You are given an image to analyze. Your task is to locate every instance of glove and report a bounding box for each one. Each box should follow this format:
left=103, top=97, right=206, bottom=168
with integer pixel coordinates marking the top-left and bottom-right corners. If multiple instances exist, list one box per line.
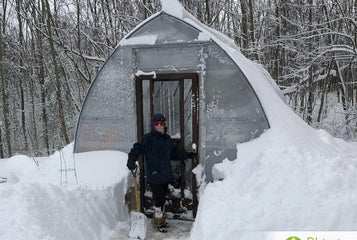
left=183, top=152, right=195, bottom=160
left=126, top=157, right=137, bottom=170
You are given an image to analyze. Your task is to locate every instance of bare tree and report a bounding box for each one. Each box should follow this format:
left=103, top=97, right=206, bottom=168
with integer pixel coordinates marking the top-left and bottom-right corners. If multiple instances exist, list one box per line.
left=43, top=0, right=70, bottom=145
left=0, top=0, right=12, bottom=156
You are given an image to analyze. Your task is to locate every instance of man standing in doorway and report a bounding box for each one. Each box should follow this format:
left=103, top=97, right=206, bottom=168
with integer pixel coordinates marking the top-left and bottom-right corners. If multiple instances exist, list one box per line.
left=127, top=113, right=194, bottom=232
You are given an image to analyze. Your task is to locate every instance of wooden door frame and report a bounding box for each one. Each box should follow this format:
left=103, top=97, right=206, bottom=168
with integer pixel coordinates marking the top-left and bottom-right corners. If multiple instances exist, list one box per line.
left=135, top=73, right=200, bottom=217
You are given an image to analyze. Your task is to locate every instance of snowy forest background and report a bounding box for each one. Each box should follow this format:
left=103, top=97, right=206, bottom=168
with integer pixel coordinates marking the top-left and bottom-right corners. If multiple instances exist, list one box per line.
left=0, top=0, right=356, bottom=158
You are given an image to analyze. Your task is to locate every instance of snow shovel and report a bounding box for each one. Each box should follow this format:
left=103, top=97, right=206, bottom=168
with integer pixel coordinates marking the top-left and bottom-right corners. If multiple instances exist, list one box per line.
left=129, top=168, right=147, bottom=239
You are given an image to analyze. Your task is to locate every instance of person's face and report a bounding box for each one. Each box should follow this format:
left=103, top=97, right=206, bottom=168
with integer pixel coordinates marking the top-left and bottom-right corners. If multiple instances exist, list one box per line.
left=154, top=121, right=165, bottom=132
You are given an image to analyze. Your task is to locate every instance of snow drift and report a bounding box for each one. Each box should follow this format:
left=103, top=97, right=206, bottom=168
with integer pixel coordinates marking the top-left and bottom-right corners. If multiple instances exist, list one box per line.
left=0, top=143, right=130, bottom=240
left=190, top=128, right=357, bottom=240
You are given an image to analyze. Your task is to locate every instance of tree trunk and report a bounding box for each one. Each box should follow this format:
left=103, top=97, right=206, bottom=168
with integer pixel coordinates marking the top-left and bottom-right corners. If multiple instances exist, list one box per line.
left=33, top=2, right=50, bottom=155
left=29, top=66, right=39, bottom=155
left=335, top=59, right=350, bottom=138
left=317, top=59, right=334, bottom=123
left=0, top=126, right=3, bottom=158
left=240, top=0, right=249, bottom=52
left=273, top=0, right=280, bottom=81
left=306, top=68, right=314, bottom=124
left=43, top=0, right=70, bottom=145
left=306, top=0, right=314, bottom=125
left=16, top=0, right=29, bottom=153
left=76, top=0, right=92, bottom=83
left=0, top=1, right=12, bottom=157
left=248, top=0, right=257, bottom=59
left=205, top=0, right=211, bottom=24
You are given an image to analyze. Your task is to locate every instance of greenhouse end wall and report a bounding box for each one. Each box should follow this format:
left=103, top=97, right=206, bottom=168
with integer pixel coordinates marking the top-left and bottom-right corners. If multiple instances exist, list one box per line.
left=73, top=13, right=269, bottom=181
left=203, top=42, right=269, bottom=181
left=74, top=47, right=137, bottom=154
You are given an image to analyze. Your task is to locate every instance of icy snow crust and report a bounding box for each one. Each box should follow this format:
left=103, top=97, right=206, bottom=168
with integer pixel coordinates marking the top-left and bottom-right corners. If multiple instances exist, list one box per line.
left=157, top=0, right=357, bottom=239
left=0, top=143, right=130, bottom=240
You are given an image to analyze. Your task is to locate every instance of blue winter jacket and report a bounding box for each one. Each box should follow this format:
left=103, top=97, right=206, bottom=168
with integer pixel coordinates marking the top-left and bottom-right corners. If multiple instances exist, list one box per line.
left=128, top=114, right=184, bottom=184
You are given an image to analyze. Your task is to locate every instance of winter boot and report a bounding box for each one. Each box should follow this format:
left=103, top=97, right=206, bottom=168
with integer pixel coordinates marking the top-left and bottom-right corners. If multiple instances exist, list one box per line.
left=157, top=212, right=167, bottom=232
left=152, top=206, right=167, bottom=232
left=151, top=206, right=162, bottom=228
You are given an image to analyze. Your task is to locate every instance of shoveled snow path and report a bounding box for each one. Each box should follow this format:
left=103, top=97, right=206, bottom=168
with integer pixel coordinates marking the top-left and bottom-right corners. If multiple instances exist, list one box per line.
left=115, top=219, right=192, bottom=240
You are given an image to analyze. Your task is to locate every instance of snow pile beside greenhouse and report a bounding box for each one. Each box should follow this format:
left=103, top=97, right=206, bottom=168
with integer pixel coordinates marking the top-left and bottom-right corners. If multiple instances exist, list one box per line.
left=187, top=12, right=357, bottom=237
left=190, top=127, right=357, bottom=240
left=0, top=143, right=130, bottom=240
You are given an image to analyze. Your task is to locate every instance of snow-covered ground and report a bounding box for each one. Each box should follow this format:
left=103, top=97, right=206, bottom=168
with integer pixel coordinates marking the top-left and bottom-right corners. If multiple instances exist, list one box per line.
left=0, top=144, right=131, bottom=240
left=117, top=219, right=192, bottom=240
left=0, top=143, right=193, bottom=240
left=0, top=142, right=194, bottom=240
left=2, top=128, right=356, bottom=240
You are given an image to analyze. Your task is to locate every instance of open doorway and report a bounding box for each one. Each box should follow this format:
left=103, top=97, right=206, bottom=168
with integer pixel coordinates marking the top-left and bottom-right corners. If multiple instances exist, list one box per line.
left=135, top=73, right=199, bottom=219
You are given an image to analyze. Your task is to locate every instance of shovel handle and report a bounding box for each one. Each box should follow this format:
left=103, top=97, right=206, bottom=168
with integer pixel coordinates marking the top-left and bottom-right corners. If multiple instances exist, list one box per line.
left=131, top=168, right=141, bottom=213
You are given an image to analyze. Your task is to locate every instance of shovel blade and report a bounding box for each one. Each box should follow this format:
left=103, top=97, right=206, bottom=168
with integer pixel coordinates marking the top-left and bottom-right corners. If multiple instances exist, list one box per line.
left=129, top=211, right=147, bottom=239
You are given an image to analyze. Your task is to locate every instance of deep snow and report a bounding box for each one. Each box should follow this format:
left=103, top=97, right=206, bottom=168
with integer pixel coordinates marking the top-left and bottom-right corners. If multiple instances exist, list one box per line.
left=190, top=128, right=357, bottom=240
left=0, top=143, right=192, bottom=240
left=0, top=143, right=130, bottom=240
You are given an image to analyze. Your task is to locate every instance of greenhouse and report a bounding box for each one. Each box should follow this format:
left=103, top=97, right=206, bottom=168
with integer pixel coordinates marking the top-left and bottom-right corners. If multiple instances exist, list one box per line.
left=73, top=6, right=271, bottom=218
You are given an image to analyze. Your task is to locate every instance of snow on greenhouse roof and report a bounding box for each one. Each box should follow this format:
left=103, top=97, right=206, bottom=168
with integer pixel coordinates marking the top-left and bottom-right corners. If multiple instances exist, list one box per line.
left=120, top=34, right=158, bottom=46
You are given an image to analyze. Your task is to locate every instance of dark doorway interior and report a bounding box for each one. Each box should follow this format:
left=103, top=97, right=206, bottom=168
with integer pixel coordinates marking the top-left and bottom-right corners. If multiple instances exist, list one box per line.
left=135, top=73, right=199, bottom=219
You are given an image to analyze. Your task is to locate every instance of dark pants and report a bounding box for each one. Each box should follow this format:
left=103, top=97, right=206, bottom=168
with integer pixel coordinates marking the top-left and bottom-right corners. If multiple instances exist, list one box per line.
left=150, top=183, right=169, bottom=210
